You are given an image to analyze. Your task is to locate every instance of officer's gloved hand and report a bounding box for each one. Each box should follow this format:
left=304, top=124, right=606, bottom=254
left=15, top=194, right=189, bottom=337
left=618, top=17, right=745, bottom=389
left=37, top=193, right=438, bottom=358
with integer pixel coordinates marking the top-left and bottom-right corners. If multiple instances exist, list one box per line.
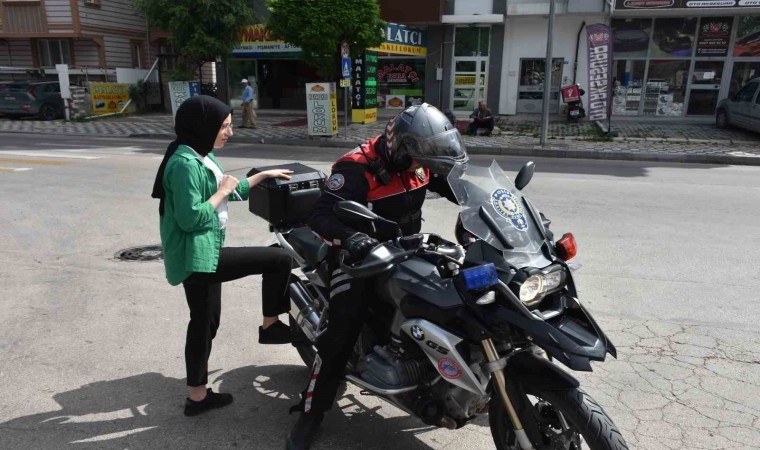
left=344, top=233, right=379, bottom=260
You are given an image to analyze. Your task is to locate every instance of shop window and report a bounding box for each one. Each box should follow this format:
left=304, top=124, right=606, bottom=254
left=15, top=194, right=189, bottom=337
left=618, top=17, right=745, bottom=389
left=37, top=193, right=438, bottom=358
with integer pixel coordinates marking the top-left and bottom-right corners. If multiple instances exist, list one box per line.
left=376, top=58, right=425, bottom=109
left=644, top=60, right=689, bottom=116
left=650, top=18, right=696, bottom=58
left=131, top=41, right=144, bottom=69
left=612, top=60, right=646, bottom=115
left=454, top=27, right=489, bottom=57
left=613, top=19, right=651, bottom=58
left=728, top=62, right=760, bottom=97
left=733, top=16, right=760, bottom=57
left=36, top=39, right=71, bottom=67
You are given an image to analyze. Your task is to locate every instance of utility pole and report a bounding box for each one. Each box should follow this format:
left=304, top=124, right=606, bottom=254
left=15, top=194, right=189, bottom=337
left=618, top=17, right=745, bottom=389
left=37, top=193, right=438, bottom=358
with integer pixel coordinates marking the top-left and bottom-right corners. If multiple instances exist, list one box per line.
left=540, top=0, right=556, bottom=146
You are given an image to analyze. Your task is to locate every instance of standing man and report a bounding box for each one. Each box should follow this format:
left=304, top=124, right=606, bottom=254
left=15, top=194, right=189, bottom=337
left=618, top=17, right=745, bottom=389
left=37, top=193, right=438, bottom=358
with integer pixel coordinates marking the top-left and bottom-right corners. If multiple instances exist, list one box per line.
left=467, top=101, right=494, bottom=136
left=240, top=78, right=257, bottom=129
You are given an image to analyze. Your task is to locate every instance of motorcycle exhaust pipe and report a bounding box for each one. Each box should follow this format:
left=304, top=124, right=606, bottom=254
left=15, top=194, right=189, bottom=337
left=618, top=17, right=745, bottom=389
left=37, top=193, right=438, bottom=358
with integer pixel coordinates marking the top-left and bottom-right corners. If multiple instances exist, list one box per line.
left=289, top=281, right=320, bottom=341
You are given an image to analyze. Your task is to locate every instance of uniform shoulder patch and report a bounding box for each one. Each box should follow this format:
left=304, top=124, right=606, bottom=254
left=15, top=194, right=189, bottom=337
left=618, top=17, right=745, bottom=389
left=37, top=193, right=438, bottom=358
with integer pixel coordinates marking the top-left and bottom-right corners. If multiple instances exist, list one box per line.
left=326, top=173, right=345, bottom=190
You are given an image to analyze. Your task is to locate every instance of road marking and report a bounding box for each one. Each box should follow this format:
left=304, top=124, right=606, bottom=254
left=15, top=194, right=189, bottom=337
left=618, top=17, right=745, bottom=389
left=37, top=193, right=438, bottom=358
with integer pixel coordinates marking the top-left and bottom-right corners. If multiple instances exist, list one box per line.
left=0, top=151, right=103, bottom=160
left=0, top=166, right=32, bottom=172
left=0, top=157, right=69, bottom=166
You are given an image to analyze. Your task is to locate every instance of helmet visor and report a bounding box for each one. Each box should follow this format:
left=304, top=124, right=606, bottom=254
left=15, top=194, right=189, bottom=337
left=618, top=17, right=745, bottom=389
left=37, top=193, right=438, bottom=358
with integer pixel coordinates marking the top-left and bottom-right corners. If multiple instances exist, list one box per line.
left=414, top=129, right=467, bottom=162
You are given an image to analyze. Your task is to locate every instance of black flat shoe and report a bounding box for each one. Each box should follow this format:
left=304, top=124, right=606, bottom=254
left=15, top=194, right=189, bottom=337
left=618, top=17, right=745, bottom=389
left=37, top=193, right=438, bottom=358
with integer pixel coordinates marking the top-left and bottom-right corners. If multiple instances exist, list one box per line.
left=259, top=320, right=306, bottom=344
left=184, top=388, right=233, bottom=417
left=286, top=412, right=324, bottom=450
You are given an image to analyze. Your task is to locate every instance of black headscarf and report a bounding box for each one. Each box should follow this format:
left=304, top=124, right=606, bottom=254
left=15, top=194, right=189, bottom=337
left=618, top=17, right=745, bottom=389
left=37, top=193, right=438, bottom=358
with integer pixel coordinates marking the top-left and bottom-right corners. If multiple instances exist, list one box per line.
left=151, top=95, right=233, bottom=215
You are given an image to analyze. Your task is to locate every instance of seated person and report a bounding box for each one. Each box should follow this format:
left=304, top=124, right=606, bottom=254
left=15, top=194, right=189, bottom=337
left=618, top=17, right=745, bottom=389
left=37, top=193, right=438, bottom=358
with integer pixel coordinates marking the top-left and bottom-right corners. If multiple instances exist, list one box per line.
left=467, top=101, right=494, bottom=136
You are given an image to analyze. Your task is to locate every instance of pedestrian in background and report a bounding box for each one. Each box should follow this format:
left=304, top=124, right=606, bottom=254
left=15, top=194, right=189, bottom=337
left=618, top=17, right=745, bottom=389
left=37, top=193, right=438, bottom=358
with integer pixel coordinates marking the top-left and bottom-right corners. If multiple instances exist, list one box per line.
left=467, top=101, right=494, bottom=136
left=151, top=95, right=297, bottom=417
left=240, top=78, right=257, bottom=129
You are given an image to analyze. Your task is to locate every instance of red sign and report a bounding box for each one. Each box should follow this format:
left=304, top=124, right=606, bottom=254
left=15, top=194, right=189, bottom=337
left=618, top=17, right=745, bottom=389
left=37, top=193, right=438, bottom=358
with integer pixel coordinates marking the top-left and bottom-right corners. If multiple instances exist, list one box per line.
left=377, top=63, right=420, bottom=85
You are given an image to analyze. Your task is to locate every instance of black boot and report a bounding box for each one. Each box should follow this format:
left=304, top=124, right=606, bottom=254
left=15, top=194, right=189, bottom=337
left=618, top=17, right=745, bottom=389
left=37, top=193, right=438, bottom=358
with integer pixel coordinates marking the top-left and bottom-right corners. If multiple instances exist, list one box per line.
left=286, top=412, right=324, bottom=450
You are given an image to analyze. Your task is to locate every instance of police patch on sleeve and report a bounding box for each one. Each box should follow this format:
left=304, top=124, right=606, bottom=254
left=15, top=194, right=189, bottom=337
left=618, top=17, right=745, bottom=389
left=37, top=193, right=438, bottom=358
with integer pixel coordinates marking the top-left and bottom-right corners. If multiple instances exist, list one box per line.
left=490, top=188, right=528, bottom=231
left=326, top=173, right=345, bottom=190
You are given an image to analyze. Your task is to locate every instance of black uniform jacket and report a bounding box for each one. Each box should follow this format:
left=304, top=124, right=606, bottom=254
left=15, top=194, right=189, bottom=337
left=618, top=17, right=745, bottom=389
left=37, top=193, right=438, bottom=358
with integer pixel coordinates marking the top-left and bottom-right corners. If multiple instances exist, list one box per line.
left=308, top=135, right=457, bottom=245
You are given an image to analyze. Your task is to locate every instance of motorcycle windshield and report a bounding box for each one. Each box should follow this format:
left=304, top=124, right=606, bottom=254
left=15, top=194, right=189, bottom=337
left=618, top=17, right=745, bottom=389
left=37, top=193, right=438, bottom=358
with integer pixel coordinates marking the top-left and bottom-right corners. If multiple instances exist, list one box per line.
left=448, top=161, right=549, bottom=266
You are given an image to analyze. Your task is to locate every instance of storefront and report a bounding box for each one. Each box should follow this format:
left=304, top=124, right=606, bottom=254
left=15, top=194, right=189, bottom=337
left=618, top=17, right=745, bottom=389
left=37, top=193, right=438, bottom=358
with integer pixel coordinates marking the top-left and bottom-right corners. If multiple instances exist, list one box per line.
left=370, top=23, right=428, bottom=111
left=611, top=2, right=760, bottom=117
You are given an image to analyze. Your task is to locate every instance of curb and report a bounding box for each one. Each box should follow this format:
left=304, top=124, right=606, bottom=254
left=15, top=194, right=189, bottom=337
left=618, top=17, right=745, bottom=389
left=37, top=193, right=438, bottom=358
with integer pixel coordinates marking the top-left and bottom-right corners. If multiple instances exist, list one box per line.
left=127, top=132, right=760, bottom=167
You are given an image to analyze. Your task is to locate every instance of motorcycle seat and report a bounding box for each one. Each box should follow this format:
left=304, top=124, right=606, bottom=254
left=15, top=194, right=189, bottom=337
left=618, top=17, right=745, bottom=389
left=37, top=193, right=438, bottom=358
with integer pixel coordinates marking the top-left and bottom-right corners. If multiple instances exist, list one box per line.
left=288, top=226, right=328, bottom=267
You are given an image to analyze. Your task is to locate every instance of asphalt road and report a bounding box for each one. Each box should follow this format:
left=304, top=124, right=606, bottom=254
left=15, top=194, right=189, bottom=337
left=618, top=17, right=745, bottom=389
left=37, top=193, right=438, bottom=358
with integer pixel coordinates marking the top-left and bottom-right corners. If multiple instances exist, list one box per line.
left=0, top=133, right=758, bottom=450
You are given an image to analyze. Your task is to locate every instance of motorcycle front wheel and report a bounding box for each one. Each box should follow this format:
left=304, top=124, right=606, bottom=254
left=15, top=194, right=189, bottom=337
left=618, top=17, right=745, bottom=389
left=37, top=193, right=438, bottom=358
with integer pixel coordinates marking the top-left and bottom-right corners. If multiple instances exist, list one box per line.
left=489, top=381, right=628, bottom=450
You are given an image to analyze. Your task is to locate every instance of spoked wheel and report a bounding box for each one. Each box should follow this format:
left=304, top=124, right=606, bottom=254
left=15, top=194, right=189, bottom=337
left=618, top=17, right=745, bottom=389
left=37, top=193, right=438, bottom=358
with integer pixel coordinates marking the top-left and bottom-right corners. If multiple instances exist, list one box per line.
left=489, top=380, right=628, bottom=450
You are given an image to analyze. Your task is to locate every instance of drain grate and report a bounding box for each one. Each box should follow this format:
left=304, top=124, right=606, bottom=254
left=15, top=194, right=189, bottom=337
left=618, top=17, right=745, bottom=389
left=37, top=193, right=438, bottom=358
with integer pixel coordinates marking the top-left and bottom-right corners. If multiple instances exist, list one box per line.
left=115, top=245, right=163, bottom=261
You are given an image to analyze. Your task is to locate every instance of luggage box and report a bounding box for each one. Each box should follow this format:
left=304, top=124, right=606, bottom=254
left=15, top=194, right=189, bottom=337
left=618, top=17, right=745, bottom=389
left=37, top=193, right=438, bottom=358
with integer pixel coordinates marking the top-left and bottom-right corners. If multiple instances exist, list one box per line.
left=247, top=163, right=326, bottom=227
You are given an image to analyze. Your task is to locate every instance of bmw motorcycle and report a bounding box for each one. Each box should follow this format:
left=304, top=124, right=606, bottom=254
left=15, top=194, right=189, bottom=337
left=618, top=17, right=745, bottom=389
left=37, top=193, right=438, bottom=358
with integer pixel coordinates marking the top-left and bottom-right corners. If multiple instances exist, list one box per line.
left=272, top=161, right=628, bottom=450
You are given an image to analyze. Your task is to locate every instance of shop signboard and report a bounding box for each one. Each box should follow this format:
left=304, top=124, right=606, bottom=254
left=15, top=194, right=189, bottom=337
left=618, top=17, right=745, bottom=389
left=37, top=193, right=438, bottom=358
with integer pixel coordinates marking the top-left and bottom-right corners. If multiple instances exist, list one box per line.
left=306, top=82, right=338, bottom=136
left=168, top=81, right=201, bottom=122
left=586, top=24, right=613, bottom=122
left=352, top=50, right=378, bottom=124
left=616, top=0, right=760, bottom=8
left=377, top=62, right=421, bottom=85
left=233, top=24, right=301, bottom=57
left=90, top=83, right=129, bottom=115
left=370, top=22, right=427, bottom=56
left=697, top=18, right=733, bottom=57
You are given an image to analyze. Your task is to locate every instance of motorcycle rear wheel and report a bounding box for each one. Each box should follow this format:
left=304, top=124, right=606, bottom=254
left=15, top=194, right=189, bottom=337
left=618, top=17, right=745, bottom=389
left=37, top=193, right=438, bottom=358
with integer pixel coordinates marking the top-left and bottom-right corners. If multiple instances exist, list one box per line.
left=489, top=381, right=628, bottom=450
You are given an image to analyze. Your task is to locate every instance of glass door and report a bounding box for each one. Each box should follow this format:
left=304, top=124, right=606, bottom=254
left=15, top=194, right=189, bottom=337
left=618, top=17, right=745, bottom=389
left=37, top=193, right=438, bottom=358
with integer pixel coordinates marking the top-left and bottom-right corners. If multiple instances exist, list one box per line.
left=687, top=60, right=724, bottom=115
left=452, top=58, right=488, bottom=113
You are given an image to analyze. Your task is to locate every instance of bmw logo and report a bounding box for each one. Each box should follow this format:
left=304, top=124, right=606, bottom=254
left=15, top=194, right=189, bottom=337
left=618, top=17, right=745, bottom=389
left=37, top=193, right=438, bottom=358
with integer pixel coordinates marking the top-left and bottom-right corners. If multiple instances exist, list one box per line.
left=411, top=325, right=425, bottom=341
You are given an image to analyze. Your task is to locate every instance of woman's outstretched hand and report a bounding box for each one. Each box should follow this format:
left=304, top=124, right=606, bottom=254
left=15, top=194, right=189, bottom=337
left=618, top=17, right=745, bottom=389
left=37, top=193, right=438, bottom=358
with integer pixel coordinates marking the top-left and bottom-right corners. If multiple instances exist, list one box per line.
left=262, top=169, right=293, bottom=180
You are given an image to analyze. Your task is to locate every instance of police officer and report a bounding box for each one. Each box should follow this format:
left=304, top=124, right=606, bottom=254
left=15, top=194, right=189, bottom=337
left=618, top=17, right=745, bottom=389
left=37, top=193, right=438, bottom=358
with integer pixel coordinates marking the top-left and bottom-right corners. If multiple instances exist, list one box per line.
left=287, top=103, right=468, bottom=450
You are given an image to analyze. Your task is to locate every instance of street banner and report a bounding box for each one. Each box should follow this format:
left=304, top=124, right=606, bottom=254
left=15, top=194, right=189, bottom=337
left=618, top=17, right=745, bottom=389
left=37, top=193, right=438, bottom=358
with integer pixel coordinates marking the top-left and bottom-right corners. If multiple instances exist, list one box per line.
left=90, top=83, right=129, bottom=115
left=586, top=24, right=613, bottom=122
left=306, top=82, right=338, bottom=136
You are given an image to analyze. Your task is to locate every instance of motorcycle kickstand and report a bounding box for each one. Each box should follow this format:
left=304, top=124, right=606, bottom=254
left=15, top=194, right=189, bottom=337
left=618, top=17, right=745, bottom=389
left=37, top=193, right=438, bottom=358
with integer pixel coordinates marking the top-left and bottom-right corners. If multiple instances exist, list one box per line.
left=481, top=338, right=535, bottom=450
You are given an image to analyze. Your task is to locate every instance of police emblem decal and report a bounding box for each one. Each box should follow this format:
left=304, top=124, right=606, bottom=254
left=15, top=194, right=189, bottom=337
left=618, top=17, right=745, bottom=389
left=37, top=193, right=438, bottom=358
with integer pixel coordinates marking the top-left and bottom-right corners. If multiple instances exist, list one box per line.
left=410, top=325, right=425, bottom=341
left=437, top=358, right=462, bottom=379
left=415, top=167, right=426, bottom=181
left=490, top=188, right=528, bottom=231
left=326, top=173, right=345, bottom=190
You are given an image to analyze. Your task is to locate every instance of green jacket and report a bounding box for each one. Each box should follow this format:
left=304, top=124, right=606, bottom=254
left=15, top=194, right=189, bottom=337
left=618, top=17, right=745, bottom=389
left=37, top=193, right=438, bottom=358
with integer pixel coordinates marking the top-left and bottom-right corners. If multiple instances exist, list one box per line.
left=160, top=145, right=250, bottom=285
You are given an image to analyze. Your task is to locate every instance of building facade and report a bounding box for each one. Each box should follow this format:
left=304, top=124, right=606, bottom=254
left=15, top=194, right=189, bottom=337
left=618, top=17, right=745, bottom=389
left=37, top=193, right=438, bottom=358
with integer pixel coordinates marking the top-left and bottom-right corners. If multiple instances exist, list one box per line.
left=0, top=0, right=155, bottom=83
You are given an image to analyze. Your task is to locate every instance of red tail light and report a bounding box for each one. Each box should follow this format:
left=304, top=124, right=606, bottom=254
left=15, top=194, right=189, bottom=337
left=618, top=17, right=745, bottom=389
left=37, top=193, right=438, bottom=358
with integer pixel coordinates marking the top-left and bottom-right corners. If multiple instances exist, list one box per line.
left=556, top=233, right=577, bottom=260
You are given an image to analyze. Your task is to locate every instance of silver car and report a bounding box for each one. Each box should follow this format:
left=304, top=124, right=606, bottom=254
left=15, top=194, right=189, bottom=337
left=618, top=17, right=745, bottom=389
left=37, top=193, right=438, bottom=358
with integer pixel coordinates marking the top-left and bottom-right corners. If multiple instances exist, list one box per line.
left=716, top=77, right=760, bottom=133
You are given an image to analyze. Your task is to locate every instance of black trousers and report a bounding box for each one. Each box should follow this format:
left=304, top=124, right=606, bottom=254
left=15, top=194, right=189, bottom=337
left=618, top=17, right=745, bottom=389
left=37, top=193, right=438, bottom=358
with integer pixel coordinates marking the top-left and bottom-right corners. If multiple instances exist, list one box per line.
left=302, top=266, right=370, bottom=413
left=467, top=117, right=494, bottom=135
left=182, top=246, right=292, bottom=387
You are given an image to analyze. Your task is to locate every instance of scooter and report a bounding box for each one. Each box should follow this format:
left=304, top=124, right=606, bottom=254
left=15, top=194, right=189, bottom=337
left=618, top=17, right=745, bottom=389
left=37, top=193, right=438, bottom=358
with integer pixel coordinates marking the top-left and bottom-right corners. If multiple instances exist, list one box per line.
left=567, top=88, right=586, bottom=123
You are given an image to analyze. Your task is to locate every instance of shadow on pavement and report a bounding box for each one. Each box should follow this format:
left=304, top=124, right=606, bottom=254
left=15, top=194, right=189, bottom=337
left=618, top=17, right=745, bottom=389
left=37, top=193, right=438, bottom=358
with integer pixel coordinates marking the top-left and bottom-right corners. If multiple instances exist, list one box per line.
left=0, top=365, right=441, bottom=450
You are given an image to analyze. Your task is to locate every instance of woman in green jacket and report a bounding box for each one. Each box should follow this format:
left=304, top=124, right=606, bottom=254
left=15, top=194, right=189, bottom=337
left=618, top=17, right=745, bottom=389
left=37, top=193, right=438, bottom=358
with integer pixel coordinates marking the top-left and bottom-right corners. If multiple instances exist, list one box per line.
left=151, top=95, right=295, bottom=416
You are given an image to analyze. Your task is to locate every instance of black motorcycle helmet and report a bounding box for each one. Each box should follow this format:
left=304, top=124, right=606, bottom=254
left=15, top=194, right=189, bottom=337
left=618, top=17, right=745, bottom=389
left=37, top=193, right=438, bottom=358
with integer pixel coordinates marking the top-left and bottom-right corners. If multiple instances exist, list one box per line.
left=384, top=103, right=469, bottom=174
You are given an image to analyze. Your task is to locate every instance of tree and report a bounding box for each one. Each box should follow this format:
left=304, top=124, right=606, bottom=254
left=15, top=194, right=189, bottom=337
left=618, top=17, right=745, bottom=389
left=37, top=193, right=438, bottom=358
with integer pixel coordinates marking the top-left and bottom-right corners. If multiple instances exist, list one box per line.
left=267, top=0, right=384, bottom=78
left=133, top=0, right=254, bottom=80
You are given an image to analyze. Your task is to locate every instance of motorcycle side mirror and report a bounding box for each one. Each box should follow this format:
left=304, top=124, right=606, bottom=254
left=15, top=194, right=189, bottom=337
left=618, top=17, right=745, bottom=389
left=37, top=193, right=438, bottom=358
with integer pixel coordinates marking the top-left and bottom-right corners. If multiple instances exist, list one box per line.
left=333, top=201, right=378, bottom=223
left=514, top=161, right=535, bottom=190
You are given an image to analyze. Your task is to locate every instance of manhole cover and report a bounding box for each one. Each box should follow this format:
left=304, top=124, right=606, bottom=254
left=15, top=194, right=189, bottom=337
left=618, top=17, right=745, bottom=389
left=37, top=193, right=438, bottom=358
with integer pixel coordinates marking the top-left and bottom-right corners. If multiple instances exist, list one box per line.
left=115, top=245, right=163, bottom=261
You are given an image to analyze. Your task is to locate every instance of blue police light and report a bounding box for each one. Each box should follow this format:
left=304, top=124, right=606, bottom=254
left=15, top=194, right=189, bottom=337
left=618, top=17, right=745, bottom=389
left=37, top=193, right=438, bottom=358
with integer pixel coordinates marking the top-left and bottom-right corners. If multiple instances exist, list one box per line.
left=460, top=263, right=498, bottom=291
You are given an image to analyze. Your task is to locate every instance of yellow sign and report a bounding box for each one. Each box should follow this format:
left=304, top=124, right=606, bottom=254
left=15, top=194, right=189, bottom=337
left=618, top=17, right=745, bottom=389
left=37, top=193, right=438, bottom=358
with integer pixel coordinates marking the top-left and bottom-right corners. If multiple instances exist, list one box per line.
left=352, top=108, right=377, bottom=124
left=234, top=24, right=301, bottom=54
left=90, top=83, right=129, bottom=115
left=369, top=42, right=427, bottom=56
left=339, top=79, right=350, bottom=88
left=455, top=75, right=476, bottom=86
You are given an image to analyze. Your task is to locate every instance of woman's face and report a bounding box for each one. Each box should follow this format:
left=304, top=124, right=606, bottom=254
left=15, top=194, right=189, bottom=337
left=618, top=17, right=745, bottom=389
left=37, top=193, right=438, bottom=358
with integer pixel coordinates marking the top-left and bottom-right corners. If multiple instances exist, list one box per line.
left=213, top=114, right=234, bottom=149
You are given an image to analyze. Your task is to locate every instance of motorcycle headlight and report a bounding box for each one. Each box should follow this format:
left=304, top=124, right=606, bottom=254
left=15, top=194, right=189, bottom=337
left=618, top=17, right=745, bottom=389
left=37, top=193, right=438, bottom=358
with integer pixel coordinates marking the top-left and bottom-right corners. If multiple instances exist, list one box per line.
left=519, top=268, right=566, bottom=306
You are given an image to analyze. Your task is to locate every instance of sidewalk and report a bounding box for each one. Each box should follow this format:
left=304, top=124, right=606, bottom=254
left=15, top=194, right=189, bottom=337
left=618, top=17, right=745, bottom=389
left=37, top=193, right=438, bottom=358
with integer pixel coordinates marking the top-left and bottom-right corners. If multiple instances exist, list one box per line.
left=1, top=109, right=759, bottom=165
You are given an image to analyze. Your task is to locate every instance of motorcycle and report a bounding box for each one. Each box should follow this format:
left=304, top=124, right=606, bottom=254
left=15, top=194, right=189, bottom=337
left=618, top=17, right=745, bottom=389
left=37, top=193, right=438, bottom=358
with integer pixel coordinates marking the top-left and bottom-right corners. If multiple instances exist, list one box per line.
left=562, top=85, right=586, bottom=123
left=271, top=161, right=628, bottom=449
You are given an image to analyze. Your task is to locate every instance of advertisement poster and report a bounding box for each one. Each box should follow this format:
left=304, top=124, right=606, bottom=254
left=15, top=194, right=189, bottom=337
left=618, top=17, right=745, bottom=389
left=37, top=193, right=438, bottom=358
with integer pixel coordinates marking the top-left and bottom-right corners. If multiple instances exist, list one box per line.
left=90, top=83, right=129, bottom=115
left=734, top=16, right=760, bottom=57
left=586, top=24, right=613, bottom=121
left=168, top=81, right=201, bottom=122
left=697, top=17, right=733, bottom=57
left=306, top=83, right=337, bottom=136
left=650, top=18, right=696, bottom=57
left=612, top=19, right=651, bottom=58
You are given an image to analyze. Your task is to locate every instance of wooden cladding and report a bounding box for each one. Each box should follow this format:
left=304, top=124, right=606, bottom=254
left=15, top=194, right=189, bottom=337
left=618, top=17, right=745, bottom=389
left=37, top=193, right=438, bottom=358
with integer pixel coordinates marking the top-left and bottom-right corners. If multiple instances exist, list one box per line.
left=3, top=4, right=47, bottom=33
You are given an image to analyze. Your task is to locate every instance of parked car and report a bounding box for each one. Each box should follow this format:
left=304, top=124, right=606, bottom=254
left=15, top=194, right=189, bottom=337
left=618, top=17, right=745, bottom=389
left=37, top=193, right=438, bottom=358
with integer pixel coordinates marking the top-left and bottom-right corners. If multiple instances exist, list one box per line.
left=0, top=81, right=64, bottom=120
left=716, top=77, right=760, bottom=133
